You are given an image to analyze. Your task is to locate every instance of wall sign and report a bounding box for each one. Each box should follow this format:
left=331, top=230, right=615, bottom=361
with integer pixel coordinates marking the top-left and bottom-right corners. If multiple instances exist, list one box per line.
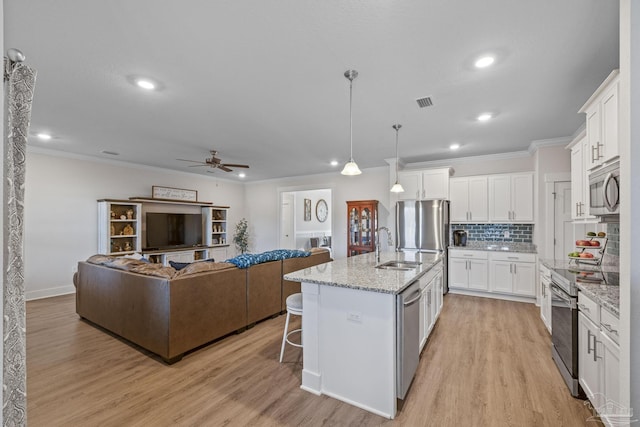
left=152, top=186, right=198, bottom=202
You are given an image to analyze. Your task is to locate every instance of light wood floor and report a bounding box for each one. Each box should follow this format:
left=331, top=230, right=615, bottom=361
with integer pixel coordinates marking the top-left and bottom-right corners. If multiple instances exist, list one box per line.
left=27, top=294, right=598, bottom=426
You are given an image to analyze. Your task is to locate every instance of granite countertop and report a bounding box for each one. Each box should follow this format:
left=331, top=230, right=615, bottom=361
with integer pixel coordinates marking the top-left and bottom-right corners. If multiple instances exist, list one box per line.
left=448, top=241, right=537, bottom=254
left=539, top=258, right=620, bottom=317
left=284, top=251, right=443, bottom=295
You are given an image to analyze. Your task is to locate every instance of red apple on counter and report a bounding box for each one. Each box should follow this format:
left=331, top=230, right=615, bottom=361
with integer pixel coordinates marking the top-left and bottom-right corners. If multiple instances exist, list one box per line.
left=576, top=240, right=591, bottom=246
left=579, top=252, right=595, bottom=258
left=589, top=241, right=601, bottom=247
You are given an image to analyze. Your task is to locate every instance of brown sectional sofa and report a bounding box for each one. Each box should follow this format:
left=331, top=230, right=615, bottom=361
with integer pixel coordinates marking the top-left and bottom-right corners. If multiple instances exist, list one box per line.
left=74, top=250, right=331, bottom=364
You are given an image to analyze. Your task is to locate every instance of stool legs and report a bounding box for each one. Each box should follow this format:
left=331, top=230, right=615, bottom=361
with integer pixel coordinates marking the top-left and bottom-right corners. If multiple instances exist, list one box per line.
left=279, top=312, right=291, bottom=363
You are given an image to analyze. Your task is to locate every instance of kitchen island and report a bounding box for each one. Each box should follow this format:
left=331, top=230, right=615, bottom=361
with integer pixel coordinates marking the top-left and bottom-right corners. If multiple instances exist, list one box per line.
left=284, top=251, right=444, bottom=419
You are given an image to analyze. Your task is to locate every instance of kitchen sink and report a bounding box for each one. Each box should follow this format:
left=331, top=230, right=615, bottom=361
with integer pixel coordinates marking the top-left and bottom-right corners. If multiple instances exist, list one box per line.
left=375, top=260, right=422, bottom=271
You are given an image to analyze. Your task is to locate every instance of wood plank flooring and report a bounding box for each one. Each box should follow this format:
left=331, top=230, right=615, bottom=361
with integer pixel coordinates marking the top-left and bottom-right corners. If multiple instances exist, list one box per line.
left=27, top=294, right=598, bottom=426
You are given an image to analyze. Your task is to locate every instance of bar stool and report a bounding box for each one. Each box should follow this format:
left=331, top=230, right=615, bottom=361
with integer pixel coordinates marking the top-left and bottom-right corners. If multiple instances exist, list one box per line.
left=279, top=293, right=303, bottom=362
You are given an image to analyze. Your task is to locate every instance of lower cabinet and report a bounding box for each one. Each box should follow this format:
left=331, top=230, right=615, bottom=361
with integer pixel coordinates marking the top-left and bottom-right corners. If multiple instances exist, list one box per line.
left=539, top=265, right=552, bottom=333
left=449, top=249, right=537, bottom=299
left=488, top=252, right=536, bottom=297
left=578, top=291, right=621, bottom=425
left=419, top=263, right=443, bottom=353
left=448, top=250, right=488, bottom=291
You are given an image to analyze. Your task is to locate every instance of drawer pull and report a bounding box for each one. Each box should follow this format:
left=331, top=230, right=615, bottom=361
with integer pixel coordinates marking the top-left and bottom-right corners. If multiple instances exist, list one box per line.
left=507, top=257, right=519, bottom=260
left=578, top=303, right=590, bottom=312
left=602, top=323, right=619, bottom=335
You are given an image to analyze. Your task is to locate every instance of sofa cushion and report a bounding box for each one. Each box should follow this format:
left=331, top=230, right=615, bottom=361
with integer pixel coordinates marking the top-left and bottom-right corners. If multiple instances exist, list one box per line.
left=105, top=257, right=148, bottom=271
left=169, top=258, right=216, bottom=271
left=130, top=263, right=177, bottom=279
left=86, top=254, right=115, bottom=265
left=173, top=261, right=236, bottom=277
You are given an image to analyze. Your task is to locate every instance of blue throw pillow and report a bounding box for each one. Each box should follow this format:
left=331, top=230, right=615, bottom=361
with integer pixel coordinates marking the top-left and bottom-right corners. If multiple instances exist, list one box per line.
left=169, top=260, right=191, bottom=270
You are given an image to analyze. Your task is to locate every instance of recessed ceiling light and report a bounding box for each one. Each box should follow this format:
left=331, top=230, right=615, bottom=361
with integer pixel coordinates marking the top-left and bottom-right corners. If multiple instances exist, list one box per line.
left=330, top=160, right=339, bottom=167
left=238, top=172, right=246, bottom=178
left=475, top=56, right=495, bottom=68
left=477, top=113, right=492, bottom=122
left=450, top=143, right=460, bottom=150
left=36, top=133, right=52, bottom=140
left=135, top=79, right=156, bottom=90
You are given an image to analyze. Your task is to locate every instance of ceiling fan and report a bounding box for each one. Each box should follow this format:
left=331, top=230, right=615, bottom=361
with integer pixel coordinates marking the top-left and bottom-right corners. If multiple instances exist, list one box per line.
left=177, top=150, right=250, bottom=173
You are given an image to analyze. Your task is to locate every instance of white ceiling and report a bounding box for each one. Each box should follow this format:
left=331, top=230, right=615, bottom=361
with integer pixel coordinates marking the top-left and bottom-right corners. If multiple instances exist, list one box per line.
left=5, top=1, right=619, bottom=181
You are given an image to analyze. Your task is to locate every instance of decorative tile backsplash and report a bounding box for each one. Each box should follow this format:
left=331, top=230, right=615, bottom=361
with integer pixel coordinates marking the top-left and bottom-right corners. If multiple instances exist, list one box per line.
left=450, top=223, right=534, bottom=243
left=606, top=223, right=619, bottom=256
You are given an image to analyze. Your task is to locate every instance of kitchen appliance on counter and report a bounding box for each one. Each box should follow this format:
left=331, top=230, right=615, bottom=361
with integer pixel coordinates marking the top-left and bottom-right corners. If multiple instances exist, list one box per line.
left=549, top=267, right=619, bottom=398
left=453, top=230, right=467, bottom=247
left=589, top=160, right=620, bottom=217
left=396, top=200, right=450, bottom=293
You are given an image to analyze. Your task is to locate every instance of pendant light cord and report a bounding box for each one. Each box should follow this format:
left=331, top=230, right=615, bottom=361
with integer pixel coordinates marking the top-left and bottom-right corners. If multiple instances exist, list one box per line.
left=349, top=77, right=354, bottom=161
left=395, top=126, right=399, bottom=181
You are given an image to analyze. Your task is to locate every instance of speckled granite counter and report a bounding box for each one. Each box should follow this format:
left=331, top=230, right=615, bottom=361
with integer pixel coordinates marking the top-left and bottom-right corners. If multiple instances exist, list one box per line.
left=284, top=251, right=443, bottom=295
left=539, top=258, right=620, bottom=317
left=449, top=241, right=537, bottom=253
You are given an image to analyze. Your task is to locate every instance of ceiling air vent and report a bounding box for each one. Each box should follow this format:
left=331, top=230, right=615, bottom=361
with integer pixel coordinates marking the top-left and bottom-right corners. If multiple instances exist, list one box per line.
left=416, top=96, right=433, bottom=108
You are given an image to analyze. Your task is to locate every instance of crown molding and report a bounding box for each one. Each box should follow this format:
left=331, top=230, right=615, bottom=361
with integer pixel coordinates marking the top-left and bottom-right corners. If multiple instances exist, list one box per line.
left=527, top=136, right=574, bottom=154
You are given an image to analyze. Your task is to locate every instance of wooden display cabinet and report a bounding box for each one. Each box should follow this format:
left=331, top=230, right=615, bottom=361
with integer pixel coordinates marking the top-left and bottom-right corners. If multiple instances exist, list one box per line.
left=346, top=200, right=378, bottom=257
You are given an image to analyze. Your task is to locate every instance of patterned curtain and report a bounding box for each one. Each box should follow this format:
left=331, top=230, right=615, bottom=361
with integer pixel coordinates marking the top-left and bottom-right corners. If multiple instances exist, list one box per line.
left=3, top=56, right=37, bottom=426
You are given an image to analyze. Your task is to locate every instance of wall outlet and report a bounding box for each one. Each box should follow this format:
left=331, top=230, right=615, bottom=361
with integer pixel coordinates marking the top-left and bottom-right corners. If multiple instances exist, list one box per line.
left=347, top=311, right=362, bottom=323
left=504, top=231, right=510, bottom=238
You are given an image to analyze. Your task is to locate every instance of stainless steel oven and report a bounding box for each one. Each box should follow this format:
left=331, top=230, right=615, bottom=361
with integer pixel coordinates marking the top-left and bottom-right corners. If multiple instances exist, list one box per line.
left=589, top=160, right=620, bottom=217
left=550, top=270, right=583, bottom=398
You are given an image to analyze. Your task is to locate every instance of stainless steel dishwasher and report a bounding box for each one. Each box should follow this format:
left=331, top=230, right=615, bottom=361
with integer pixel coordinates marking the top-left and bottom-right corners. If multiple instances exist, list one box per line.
left=396, top=280, right=421, bottom=399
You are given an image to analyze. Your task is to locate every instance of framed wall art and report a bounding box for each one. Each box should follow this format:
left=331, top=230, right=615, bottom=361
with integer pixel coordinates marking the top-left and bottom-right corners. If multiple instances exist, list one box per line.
left=304, top=198, right=312, bottom=221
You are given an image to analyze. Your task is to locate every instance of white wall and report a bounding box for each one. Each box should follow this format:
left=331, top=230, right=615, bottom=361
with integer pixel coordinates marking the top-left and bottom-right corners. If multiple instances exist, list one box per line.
left=410, top=152, right=535, bottom=178
left=245, top=167, right=390, bottom=260
left=294, top=189, right=331, bottom=233
left=24, top=150, right=246, bottom=300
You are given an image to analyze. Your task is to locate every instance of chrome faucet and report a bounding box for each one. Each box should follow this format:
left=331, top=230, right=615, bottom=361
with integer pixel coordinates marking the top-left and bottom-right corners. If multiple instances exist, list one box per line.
left=375, top=226, right=394, bottom=262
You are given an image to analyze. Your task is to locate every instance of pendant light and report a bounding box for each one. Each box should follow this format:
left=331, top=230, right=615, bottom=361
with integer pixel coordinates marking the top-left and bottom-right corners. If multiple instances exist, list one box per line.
left=341, top=70, right=362, bottom=176
left=390, top=124, right=405, bottom=193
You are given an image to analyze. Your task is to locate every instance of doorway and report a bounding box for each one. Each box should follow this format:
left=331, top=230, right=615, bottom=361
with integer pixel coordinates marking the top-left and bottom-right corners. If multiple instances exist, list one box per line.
left=278, top=189, right=332, bottom=251
left=553, top=181, right=573, bottom=259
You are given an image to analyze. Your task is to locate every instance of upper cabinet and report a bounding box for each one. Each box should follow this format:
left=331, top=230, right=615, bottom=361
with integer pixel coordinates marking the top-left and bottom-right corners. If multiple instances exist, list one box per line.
left=397, top=168, right=451, bottom=200
left=488, top=173, right=534, bottom=223
left=580, top=70, right=620, bottom=171
left=569, top=132, right=597, bottom=221
left=449, top=176, right=488, bottom=223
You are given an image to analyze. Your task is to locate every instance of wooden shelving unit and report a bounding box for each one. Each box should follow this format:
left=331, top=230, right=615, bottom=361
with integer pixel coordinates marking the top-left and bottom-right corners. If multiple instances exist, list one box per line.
left=98, top=200, right=142, bottom=255
left=346, top=200, right=378, bottom=257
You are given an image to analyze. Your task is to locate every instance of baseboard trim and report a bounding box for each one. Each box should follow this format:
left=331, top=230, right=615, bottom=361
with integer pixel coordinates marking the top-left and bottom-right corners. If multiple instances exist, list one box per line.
left=448, top=288, right=535, bottom=304
left=26, top=285, right=75, bottom=301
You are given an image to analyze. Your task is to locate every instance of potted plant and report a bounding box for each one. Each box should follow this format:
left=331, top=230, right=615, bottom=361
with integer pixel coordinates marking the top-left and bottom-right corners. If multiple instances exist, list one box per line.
left=233, top=218, right=249, bottom=254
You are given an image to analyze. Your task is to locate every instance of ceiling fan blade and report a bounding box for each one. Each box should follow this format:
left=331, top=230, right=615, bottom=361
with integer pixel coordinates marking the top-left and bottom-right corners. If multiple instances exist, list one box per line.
left=219, top=165, right=233, bottom=172
left=221, top=163, right=250, bottom=168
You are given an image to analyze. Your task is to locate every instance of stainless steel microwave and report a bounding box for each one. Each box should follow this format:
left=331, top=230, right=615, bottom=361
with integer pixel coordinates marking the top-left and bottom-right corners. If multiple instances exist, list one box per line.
left=588, top=161, right=620, bottom=216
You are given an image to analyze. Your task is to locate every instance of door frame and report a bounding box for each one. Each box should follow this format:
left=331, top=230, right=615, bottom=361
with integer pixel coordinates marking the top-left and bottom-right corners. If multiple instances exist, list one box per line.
left=543, top=173, right=571, bottom=260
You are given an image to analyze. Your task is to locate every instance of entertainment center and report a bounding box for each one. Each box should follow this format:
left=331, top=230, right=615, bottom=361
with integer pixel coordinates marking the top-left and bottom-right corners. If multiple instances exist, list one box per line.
left=98, top=198, right=231, bottom=264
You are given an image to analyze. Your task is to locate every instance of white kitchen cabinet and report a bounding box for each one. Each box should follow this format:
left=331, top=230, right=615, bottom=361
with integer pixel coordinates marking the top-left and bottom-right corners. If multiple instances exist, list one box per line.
left=580, top=70, right=620, bottom=171
left=488, top=252, right=536, bottom=297
left=418, top=262, right=442, bottom=353
left=578, top=311, right=601, bottom=404
left=398, top=168, right=451, bottom=200
left=539, top=265, right=552, bottom=333
left=577, top=291, right=621, bottom=424
left=569, top=132, right=597, bottom=220
left=488, top=173, right=534, bottom=223
left=449, top=176, right=488, bottom=222
left=448, top=250, right=488, bottom=291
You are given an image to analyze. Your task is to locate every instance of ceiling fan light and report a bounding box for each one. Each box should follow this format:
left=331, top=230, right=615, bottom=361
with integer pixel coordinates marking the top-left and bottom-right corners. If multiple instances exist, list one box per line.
left=390, top=182, right=405, bottom=193
left=341, top=160, right=362, bottom=176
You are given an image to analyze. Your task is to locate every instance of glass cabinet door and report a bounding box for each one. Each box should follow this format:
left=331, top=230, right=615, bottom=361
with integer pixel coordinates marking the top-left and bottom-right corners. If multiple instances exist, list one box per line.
left=361, top=208, right=371, bottom=246
left=349, top=207, right=360, bottom=246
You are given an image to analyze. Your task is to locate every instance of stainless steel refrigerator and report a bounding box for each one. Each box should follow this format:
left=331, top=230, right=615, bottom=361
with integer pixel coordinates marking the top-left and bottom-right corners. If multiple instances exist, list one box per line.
left=396, top=199, right=450, bottom=293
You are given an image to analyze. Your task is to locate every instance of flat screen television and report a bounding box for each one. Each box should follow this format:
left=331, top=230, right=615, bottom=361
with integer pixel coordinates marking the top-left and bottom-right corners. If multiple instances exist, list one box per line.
left=145, top=212, right=203, bottom=250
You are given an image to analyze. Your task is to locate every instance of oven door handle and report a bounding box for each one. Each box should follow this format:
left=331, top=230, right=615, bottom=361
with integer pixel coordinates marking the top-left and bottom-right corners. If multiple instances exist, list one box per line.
left=550, top=282, right=577, bottom=309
